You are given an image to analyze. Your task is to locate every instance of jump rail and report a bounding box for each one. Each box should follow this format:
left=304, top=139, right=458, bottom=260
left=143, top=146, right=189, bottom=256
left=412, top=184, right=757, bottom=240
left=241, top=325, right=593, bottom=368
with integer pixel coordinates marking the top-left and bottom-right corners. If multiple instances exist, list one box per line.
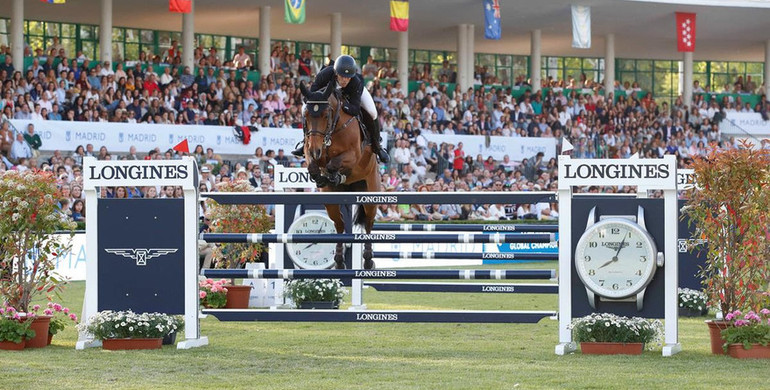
left=364, top=282, right=558, bottom=294
left=373, top=224, right=558, bottom=233
left=200, top=233, right=557, bottom=244
left=202, top=191, right=557, bottom=205
left=201, top=309, right=556, bottom=323
left=373, top=251, right=558, bottom=261
left=202, top=269, right=556, bottom=280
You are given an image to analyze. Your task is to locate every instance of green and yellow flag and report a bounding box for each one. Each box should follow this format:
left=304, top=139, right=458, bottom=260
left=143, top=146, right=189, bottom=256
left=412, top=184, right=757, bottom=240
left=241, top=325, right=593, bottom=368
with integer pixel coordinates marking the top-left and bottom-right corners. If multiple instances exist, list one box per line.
left=285, top=0, right=306, bottom=24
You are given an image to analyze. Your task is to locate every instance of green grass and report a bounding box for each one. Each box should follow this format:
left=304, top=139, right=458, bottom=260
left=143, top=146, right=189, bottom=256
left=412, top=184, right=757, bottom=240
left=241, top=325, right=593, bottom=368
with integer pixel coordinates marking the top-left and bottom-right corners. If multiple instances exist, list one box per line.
left=1, top=263, right=768, bottom=390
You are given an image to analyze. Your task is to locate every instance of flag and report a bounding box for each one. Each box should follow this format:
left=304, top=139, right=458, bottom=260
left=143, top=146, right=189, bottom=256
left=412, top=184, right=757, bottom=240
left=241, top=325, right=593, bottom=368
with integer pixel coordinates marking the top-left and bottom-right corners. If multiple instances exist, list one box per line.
left=390, top=0, right=409, bottom=32
left=571, top=5, right=591, bottom=49
left=483, top=0, right=501, bottom=40
left=676, top=12, right=696, bottom=52
left=169, top=0, right=191, bottom=13
left=285, top=0, right=306, bottom=24
left=173, top=139, right=190, bottom=154
left=40, top=0, right=66, bottom=4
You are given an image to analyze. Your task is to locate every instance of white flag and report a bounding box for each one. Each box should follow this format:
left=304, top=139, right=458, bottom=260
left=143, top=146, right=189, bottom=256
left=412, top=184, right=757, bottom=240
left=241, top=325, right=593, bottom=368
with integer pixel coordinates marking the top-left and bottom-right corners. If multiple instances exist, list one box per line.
left=571, top=5, right=591, bottom=49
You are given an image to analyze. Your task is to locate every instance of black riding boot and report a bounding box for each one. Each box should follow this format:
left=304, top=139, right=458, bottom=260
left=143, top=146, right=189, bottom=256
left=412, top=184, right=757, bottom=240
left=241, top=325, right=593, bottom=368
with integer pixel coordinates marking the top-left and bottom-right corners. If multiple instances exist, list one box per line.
left=364, top=115, right=390, bottom=164
left=291, top=141, right=305, bottom=157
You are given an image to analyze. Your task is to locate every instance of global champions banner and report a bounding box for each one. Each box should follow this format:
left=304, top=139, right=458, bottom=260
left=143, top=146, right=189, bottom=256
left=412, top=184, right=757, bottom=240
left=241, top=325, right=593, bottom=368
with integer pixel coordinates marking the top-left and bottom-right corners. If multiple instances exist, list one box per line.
left=10, top=120, right=305, bottom=155
left=423, top=133, right=556, bottom=161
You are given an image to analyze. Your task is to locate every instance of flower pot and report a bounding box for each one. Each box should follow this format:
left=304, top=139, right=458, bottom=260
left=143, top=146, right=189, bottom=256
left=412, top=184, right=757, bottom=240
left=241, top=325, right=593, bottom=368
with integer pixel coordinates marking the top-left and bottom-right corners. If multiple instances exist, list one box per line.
left=224, top=285, right=252, bottom=309
left=298, top=301, right=339, bottom=309
left=706, top=320, right=731, bottom=355
left=727, top=343, right=770, bottom=359
left=0, top=340, right=25, bottom=351
left=24, top=315, right=52, bottom=349
left=678, top=307, right=703, bottom=317
left=102, top=338, right=163, bottom=350
left=580, top=342, right=644, bottom=355
left=162, top=331, right=177, bottom=345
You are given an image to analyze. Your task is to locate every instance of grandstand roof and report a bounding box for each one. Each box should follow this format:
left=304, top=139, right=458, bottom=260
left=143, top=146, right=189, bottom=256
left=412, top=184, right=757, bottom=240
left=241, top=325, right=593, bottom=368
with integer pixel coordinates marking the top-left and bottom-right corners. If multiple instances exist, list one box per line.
left=10, top=0, right=770, bottom=61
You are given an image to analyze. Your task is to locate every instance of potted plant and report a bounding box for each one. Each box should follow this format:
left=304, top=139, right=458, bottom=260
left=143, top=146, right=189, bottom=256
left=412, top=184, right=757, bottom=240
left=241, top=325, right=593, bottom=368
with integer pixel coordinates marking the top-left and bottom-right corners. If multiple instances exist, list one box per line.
left=199, top=278, right=229, bottom=308
left=162, top=315, right=184, bottom=345
left=77, top=310, right=176, bottom=350
left=678, top=288, right=708, bottom=317
left=284, top=279, right=346, bottom=309
left=0, top=306, right=35, bottom=351
left=206, top=179, right=269, bottom=308
left=684, top=142, right=770, bottom=354
left=568, top=313, right=663, bottom=355
left=0, top=171, right=76, bottom=347
left=43, top=302, right=78, bottom=345
left=721, top=309, right=770, bottom=359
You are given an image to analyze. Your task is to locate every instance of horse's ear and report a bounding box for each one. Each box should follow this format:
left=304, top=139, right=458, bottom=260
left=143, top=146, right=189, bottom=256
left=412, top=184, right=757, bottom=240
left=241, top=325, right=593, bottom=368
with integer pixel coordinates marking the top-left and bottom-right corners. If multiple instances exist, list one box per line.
left=299, top=82, right=309, bottom=97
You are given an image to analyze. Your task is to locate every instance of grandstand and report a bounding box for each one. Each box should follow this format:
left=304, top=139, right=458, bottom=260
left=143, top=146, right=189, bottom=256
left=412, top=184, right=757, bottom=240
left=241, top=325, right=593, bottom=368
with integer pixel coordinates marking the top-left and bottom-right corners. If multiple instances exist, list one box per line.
left=1, top=0, right=769, bottom=224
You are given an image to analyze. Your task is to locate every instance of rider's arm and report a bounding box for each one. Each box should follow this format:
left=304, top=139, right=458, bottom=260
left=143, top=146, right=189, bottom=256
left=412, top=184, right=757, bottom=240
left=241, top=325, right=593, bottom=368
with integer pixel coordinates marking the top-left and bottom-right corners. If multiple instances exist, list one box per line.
left=310, top=66, right=334, bottom=92
left=340, top=76, right=364, bottom=116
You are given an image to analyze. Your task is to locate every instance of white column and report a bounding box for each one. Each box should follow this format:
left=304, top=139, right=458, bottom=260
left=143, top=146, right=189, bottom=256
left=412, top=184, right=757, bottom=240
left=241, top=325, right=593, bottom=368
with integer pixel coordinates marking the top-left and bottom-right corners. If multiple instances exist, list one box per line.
left=765, top=40, right=770, bottom=96
left=466, top=24, right=475, bottom=87
left=99, top=0, right=113, bottom=63
left=10, top=0, right=23, bottom=73
left=181, top=0, right=195, bottom=69
left=457, top=24, right=468, bottom=92
left=531, top=29, right=542, bottom=93
left=259, top=5, right=271, bottom=78
left=330, top=12, right=342, bottom=60
left=604, top=34, right=615, bottom=101
left=683, top=51, right=693, bottom=107
left=397, top=31, right=408, bottom=96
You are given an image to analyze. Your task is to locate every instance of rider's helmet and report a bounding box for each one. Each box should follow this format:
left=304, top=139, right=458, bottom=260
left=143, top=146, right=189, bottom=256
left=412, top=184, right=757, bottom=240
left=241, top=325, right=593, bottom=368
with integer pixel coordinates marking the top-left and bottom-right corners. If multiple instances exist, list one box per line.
left=333, top=55, right=357, bottom=78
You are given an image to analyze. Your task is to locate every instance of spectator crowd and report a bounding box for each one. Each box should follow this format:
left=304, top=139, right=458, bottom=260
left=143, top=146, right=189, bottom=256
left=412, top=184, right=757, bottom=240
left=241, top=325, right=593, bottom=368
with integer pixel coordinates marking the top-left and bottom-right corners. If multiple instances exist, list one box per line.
left=0, top=40, right=766, bottom=224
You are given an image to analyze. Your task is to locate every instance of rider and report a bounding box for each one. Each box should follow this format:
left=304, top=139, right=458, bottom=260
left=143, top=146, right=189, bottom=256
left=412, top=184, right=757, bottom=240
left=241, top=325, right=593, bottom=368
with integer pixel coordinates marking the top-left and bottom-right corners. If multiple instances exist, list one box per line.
left=292, top=54, right=390, bottom=164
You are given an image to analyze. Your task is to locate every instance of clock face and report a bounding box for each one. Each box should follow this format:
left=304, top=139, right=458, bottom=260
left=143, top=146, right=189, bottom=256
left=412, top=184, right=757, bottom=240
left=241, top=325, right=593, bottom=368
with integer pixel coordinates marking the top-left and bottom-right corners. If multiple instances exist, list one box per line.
left=574, top=218, right=657, bottom=299
left=286, top=214, right=337, bottom=269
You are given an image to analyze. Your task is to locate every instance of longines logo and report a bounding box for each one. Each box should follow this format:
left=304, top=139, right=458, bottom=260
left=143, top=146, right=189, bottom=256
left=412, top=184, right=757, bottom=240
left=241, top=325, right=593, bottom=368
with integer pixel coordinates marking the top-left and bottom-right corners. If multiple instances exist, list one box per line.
left=88, top=164, right=189, bottom=181
left=104, top=248, right=178, bottom=266
left=563, top=163, right=670, bottom=179
left=678, top=238, right=707, bottom=253
left=602, top=241, right=630, bottom=250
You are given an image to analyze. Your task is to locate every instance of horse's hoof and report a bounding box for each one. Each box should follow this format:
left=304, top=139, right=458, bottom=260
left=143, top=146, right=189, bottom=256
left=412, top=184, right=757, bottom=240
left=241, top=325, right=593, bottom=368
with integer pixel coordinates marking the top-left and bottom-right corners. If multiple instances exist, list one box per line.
left=364, top=259, right=375, bottom=270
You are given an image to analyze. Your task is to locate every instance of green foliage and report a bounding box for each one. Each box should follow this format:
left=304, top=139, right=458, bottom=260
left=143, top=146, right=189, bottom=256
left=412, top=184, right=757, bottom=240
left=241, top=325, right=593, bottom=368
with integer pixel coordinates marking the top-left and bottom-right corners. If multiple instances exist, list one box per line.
left=569, top=313, right=663, bottom=344
left=683, top=143, right=770, bottom=314
left=0, top=308, right=35, bottom=344
left=77, top=310, right=178, bottom=340
left=284, top=279, right=346, bottom=306
left=206, top=179, right=271, bottom=268
left=0, top=171, right=76, bottom=312
left=722, top=309, right=770, bottom=352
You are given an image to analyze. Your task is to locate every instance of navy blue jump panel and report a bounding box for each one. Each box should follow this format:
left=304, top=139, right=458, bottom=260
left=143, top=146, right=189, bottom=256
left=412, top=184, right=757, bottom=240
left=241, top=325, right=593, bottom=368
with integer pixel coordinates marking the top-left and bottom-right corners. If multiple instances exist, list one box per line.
left=365, top=282, right=559, bottom=294
left=202, top=191, right=556, bottom=205
left=202, top=269, right=556, bottom=280
left=201, top=309, right=556, bottom=323
left=372, top=224, right=559, bottom=233
left=200, top=233, right=556, bottom=244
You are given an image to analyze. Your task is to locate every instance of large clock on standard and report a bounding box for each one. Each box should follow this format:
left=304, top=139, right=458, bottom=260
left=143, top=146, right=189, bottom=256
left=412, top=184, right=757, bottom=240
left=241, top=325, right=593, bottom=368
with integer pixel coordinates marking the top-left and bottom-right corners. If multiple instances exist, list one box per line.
left=286, top=213, right=337, bottom=269
left=574, top=206, right=664, bottom=311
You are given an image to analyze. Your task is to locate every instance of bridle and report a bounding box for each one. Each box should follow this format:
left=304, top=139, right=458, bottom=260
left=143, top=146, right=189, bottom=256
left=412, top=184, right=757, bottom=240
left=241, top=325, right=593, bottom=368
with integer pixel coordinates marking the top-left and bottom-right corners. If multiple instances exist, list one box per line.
left=304, top=89, right=357, bottom=149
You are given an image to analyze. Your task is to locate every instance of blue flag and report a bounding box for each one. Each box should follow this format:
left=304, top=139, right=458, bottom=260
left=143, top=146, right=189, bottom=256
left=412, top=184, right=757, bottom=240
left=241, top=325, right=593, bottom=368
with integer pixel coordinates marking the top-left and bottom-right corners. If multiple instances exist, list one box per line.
left=484, top=0, right=501, bottom=40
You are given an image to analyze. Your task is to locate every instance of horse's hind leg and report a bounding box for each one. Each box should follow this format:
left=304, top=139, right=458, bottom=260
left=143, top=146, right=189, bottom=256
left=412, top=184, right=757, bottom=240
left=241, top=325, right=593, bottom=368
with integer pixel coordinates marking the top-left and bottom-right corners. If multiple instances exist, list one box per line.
left=325, top=204, right=347, bottom=269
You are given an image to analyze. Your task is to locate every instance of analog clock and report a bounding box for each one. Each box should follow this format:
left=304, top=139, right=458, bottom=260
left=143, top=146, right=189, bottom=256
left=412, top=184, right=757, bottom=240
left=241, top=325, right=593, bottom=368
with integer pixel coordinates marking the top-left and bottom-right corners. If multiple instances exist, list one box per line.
left=286, top=213, right=337, bottom=269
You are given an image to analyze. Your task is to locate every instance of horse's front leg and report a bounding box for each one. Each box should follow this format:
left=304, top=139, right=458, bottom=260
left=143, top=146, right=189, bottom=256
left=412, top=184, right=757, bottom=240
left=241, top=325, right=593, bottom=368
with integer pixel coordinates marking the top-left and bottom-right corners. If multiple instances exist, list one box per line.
left=307, top=160, right=331, bottom=188
left=325, top=151, right=358, bottom=186
left=324, top=204, right=347, bottom=269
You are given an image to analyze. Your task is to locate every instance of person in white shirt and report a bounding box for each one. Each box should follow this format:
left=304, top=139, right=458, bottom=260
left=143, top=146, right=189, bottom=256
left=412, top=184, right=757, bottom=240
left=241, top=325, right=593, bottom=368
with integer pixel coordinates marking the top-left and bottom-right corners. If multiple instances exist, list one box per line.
left=159, top=67, right=174, bottom=86
left=10, top=133, right=32, bottom=163
left=233, top=47, right=253, bottom=70
left=392, top=139, right=411, bottom=165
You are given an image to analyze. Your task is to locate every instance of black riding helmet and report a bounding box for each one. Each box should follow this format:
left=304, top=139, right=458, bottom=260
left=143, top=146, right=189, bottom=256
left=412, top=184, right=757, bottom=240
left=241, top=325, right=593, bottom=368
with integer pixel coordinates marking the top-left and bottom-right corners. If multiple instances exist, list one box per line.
left=333, top=55, right=357, bottom=78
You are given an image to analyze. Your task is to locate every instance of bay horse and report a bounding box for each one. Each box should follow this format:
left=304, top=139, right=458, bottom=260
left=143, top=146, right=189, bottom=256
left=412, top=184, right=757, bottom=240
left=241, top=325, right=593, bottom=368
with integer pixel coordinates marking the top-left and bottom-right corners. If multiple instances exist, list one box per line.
left=299, top=80, right=381, bottom=269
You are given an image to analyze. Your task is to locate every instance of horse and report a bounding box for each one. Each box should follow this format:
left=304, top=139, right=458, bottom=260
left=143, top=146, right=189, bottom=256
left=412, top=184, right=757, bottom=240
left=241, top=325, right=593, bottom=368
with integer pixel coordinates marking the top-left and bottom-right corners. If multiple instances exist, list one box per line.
left=299, top=80, right=381, bottom=270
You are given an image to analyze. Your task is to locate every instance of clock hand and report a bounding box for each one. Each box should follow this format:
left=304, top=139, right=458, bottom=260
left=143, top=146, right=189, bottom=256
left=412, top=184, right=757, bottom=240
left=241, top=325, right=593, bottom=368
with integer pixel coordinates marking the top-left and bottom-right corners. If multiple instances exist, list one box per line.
left=302, top=243, right=317, bottom=250
left=597, top=258, right=616, bottom=270
left=613, top=235, right=628, bottom=260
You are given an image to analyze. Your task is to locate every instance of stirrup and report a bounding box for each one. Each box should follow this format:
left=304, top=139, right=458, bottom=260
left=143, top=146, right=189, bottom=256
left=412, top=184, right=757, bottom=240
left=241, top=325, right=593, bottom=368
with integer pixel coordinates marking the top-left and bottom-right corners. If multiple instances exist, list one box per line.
left=291, top=141, right=305, bottom=157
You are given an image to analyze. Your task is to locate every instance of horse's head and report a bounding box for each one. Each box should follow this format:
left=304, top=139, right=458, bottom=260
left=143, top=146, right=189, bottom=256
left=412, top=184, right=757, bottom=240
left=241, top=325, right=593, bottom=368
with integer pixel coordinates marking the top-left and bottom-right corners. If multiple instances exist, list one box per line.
left=300, top=80, right=337, bottom=161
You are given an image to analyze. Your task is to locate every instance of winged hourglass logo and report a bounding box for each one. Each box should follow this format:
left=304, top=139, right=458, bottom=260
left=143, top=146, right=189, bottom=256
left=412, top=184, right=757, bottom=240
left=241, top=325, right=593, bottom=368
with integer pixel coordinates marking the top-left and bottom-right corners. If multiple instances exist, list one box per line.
left=104, top=248, right=178, bottom=266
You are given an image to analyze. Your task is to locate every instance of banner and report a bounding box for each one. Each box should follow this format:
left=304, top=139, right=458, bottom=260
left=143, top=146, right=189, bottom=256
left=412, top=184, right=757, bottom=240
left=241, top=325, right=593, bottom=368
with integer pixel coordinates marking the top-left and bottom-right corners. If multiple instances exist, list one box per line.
left=169, top=0, right=191, bottom=13
left=721, top=112, right=770, bottom=138
left=390, top=0, right=409, bottom=32
left=483, top=0, right=501, bottom=40
left=40, top=0, right=66, bottom=4
left=422, top=133, right=556, bottom=162
left=49, top=233, right=87, bottom=281
left=285, top=0, right=306, bottom=24
left=571, top=5, right=591, bottom=49
left=676, top=12, right=696, bottom=52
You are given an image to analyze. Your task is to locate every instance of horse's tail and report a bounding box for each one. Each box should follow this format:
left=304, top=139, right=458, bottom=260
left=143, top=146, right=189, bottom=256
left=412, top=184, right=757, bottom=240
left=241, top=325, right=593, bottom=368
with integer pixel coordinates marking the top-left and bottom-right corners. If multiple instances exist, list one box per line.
left=354, top=204, right=368, bottom=230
